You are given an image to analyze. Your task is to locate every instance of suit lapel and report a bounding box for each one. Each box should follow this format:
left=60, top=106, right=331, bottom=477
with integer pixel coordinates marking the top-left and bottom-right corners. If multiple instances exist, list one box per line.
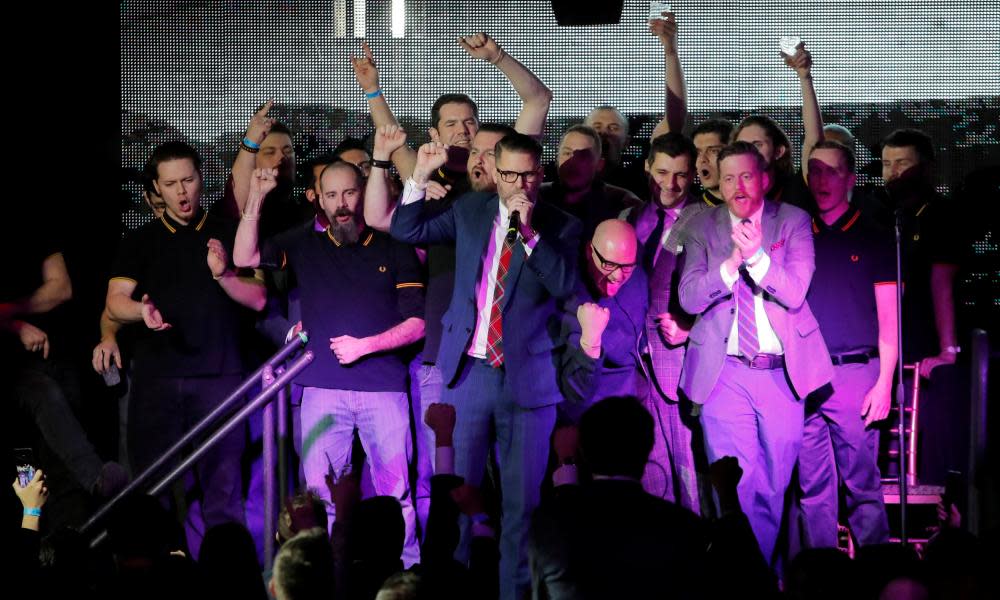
left=761, top=201, right=780, bottom=256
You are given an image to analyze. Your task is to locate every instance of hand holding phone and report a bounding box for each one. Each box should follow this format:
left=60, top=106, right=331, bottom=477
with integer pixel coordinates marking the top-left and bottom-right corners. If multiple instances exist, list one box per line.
left=648, top=1, right=672, bottom=21
left=15, top=448, right=35, bottom=488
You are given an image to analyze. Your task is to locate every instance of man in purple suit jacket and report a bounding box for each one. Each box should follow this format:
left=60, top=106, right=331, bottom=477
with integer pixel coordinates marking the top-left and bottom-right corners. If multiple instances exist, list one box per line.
left=678, top=141, right=832, bottom=567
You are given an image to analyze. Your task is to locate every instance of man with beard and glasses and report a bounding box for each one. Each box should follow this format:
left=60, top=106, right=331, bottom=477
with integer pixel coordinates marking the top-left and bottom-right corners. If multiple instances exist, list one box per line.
left=355, top=33, right=549, bottom=534
left=234, top=161, right=426, bottom=567
left=540, top=125, right=641, bottom=240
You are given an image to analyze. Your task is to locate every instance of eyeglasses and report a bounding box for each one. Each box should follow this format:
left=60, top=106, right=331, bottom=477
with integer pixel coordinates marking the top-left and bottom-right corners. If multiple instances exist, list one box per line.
left=496, top=168, right=540, bottom=184
left=592, top=245, right=637, bottom=274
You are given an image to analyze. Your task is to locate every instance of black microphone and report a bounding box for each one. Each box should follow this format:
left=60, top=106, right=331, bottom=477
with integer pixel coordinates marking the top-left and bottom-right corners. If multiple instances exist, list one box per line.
left=506, top=210, right=520, bottom=243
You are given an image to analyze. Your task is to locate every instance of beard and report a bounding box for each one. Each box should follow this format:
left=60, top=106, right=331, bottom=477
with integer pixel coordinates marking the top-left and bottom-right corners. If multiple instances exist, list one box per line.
left=328, top=208, right=361, bottom=244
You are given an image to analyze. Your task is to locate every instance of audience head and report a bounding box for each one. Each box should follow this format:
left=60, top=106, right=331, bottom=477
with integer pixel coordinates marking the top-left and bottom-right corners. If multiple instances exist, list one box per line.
left=579, top=395, right=654, bottom=480
left=148, top=141, right=204, bottom=225
left=587, top=219, right=638, bottom=298
left=258, top=120, right=296, bottom=184
left=468, top=123, right=516, bottom=192
left=823, top=123, right=856, bottom=150
left=718, top=141, right=770, bottom=220
left=734, top=115, right=793, bottom=178
left=270, top=529, right=336, bottom=600
left=318, top=161, right=366, bottom=244
left=430, top=93, right=479, bottom=148
left=375, top=571, right=423, bottom=600
left=585, top=105, right=629, bottom=162
left=353, top=496, right=406, bottom=566
left=493, top=132, right=544, bottom=206
left=808, top=140, right=856, bottom=217
left=646, top=132, right=697, bottom=209
left=557, top=124, right=605, bottom=192
left=692, top=118, right=734, bottom=193
left=200, top=522, right=268, bottom=600
left=881, top=128, right=934, bottom=185
left=278, top=491, right=330, bottom=545
left=334, top=137, right=373, bottom=178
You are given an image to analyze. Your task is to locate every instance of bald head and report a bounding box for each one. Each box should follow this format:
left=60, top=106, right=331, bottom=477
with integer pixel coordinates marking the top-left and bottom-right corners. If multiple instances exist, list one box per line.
left=588, top=219, right=638, bottom=297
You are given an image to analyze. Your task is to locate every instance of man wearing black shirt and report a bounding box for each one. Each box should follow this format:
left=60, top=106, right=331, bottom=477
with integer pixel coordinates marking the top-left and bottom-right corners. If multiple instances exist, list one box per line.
left=107, top=142, right=266, bottom=529
left=540, top=125, right=641, bottom=240
left=235, top=161, right=426, bottom=566
left=798, top=141, right=893, bottom=549
left=692, top=119, right=733, bottom=208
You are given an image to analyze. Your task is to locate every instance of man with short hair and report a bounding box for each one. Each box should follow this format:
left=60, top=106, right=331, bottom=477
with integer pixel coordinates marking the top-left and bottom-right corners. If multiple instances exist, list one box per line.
left=106, top=141, right=266, bottom=529
left=623, top=132, right=712, bottom=512
left=692, top=118, right=734, bottom=207
left=234, top=160, right=426, bottom=566
left=798, top=140, right=894, bottom=549
left=679, top=141, right=832, bottom=566
left=540, top=124, right=641, bottom=239
left=269, top=529, right=336, bottom=600
left=391, top=133, right=580, bottom=600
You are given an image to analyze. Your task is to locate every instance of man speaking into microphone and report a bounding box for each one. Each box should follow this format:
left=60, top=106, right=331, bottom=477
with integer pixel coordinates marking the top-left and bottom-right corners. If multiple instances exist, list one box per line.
left=391, top=132, right=580, bottom=600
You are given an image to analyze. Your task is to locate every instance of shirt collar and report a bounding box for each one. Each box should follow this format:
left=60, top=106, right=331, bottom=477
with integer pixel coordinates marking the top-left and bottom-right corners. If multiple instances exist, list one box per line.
left=160, top=208, right=207, bottom=234
left=728, top=202, right=764, bottom=227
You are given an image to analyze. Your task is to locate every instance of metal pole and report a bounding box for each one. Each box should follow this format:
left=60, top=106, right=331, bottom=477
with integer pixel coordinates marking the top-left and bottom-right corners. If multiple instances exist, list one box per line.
left=276, top=376, right=290, bottom=507
left=893, top=210, right=908, bottom=545
left=262, top=367, right=277, bottom=571
left=969, top=329, right=989, bottom=536
left=80, top=333, right=309, bottom=535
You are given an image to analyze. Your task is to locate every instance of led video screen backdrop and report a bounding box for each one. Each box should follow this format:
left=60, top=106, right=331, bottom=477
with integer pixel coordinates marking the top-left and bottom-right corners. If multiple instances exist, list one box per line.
left=122, top=0, right=999, bottom=227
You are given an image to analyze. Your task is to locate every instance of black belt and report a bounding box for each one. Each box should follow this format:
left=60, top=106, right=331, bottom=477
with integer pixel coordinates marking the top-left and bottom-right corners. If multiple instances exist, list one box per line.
left=738, top=353, right=785, bottom=370
left=830, top=349, right=878, bottom=366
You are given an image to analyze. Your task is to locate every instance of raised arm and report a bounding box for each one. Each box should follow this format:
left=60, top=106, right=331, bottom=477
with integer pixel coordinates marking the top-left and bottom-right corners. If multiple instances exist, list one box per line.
left=234, top=168, right=279, bottom=268
left=458, top=33, right=553, bottom=137
left=784, top=42, right=824, bottom=177
left=0, top=252, right=72, bottom=322
left=207, top=239, right=267, bottom=313
left=364, top=125, right=409, bottom=232
left=351, top=42, right=418, bottom=180
left=649, top=11, right=686, bottom=139
left=231, top=100, right=276, bottom=214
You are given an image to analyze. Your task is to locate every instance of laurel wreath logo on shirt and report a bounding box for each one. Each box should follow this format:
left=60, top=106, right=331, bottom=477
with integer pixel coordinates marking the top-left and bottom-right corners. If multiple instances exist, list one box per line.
left=379, top=265, right=387, bottom=273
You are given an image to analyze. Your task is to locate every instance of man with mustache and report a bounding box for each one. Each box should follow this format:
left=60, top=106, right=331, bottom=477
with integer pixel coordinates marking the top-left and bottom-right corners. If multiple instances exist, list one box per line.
left=234, top=161, right=427, bottom=567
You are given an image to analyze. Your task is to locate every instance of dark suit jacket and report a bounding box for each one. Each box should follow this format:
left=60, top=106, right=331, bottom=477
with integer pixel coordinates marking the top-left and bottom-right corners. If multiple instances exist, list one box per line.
left=529, top=479, right=709, bottom=599
left=391, top=191, right=582, bottom=408
left=678, top=201, right=832, bottom=405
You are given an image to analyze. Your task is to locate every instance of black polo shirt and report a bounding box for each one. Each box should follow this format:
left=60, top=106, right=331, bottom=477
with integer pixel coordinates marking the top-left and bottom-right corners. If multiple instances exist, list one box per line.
left=111, top=209, right=253, bottom=378
left=770, top=170, right=815, bottom=212
left=420, top=167, right=470, bottom=365
left=261, top=223, right=424, bottom=392
left=806, top=206, right=895, bottom=355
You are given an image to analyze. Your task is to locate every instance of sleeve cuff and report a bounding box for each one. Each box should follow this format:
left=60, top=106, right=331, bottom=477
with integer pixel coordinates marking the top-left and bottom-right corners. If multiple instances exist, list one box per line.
left=401, top=179, right=426, bottom=206
left=720, top=263, right=738, bottom=289
left=435, top=446, right=455, bottom=475
left=552, top=464, right=579, bottom=487
left=746, top=251, right=771, bottom=282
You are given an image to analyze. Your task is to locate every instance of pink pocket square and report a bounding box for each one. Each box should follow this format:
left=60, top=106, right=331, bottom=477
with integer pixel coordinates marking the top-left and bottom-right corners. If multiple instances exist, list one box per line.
left=770, top=239, right=785, bottom=251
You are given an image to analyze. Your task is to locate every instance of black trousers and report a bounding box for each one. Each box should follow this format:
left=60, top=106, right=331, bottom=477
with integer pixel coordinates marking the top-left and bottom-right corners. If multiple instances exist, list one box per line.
left=128, top=373, right=245, bottom=528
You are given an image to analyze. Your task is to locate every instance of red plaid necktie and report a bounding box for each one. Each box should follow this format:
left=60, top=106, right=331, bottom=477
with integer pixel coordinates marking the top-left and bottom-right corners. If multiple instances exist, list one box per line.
left=485, top=234, right=515, bottom=367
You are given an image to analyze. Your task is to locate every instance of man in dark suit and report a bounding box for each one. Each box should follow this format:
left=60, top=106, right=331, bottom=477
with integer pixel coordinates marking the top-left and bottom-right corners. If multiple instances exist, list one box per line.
left=679, top=141, right=832, bottom=566
left=390, top=132, right=581, bottom=600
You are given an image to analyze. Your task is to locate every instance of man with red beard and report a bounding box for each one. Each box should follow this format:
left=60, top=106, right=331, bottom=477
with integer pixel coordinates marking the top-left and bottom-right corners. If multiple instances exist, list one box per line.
left=539, top=125, right=641, bottom=240
left=355, top=33, right=550, bottom=534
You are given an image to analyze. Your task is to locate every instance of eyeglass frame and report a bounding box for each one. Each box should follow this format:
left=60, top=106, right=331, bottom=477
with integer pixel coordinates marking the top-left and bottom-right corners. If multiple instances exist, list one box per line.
left=591, top=244, right=638, bottom=275
left=496, top=167, right=542, bottom=184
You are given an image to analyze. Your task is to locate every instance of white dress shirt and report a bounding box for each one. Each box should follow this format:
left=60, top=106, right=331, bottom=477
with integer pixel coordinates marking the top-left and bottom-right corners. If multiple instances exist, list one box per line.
left=719, top=204, right=784, bottom=356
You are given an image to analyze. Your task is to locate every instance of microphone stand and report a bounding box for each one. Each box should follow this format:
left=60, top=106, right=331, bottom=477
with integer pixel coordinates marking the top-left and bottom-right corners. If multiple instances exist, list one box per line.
left=893, top=205, right=908, bottom=545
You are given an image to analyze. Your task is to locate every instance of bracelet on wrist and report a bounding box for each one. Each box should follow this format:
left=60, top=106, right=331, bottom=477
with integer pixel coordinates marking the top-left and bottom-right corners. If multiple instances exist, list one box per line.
left=744, top=248, right=765, bottom=267
left=365, top=88, right=383, bottom=100
left=241, top=136, right=261, bottom=150
left=943, top=346, right=961, bottom=354
left=371, top=158, right=393, bottom=170
left=23, top=507, right=41, bottom=518
left=239, top=140, right=260, bottom=154
left=489, top=49, right=506, bottom=65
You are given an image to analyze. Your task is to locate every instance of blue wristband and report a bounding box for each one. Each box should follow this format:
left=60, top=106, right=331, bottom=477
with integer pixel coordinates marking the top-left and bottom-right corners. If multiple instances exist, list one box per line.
left=23, top=507, right=41, bottom=517
left=365, top=88, right=383, bottom=100
left=241, top=136, right=261, bottom=150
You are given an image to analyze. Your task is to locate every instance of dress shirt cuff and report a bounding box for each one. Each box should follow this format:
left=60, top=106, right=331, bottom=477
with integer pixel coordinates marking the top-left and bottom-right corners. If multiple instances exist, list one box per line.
left=400, top=179, right=426, bottom=206
left=746, top=251, right=771, bottom=282
left=552, top=464, right=579, bottom=487
left=720, top=262, right=739, bottom=289
left=435, top=446, right=455, bottom=475
left=521, top=231, right=540, bottom=256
